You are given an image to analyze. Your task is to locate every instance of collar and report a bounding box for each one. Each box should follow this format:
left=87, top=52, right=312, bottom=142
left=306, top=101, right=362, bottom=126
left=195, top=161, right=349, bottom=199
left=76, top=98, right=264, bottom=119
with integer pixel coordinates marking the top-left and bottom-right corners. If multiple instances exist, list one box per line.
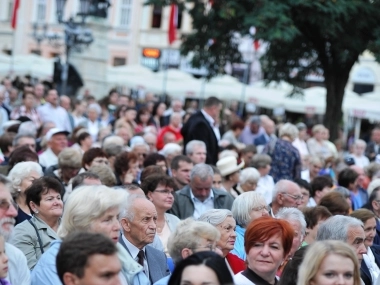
left=122, top=234, right=145, bottom=259
left=201, top=109, right=215, bottom=126
left=242, top=267, right=278, bottom=285
left=190, top=188, right=214, bottom=202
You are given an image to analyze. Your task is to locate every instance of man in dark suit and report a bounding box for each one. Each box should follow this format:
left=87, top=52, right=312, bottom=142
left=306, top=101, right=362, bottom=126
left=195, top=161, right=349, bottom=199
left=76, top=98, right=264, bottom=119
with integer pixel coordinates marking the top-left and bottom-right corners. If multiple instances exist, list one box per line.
left=181, top=96, right=222, bottom=165
left=119, top=195, right=170, bottom=284
left=365, top=127, right=380, bottom=161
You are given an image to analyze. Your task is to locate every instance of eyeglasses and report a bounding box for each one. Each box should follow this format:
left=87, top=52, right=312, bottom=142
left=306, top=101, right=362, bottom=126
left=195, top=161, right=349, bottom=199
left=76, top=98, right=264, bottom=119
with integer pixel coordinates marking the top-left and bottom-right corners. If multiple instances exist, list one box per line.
left=252, top=205, right=269, bottom=212
left=154, top=189, right=175, bottom=196
left=0, top=199, right=18, bottom=211
left=282, top=193, right=304, bottom=201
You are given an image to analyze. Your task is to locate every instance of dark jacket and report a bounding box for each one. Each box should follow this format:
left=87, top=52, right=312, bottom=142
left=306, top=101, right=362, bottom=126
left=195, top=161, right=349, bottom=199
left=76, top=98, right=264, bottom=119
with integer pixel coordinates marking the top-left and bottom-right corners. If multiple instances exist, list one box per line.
left=254, top=133, right=269, bottom=146
left=365, top=141, right=380, bottom=162
left=181, top=110, right=219, bottom=165
left=169, top=185, right=235, bottom=220
left=361, top=245, right=380, bottom=285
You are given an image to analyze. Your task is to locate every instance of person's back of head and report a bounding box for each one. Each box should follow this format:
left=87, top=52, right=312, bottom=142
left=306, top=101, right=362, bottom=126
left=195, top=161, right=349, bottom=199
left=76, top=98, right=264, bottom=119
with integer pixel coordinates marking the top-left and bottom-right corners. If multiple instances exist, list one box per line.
left=316, top=215, right=363, bottom=242
left=338, top=168, right=359, bottom=190
left=319, top=192, right=350, bottom=216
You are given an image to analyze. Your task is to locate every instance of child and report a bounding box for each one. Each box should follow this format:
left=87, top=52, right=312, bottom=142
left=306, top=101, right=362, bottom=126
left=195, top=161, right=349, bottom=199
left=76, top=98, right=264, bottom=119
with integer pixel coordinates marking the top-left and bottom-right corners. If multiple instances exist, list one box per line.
left=0, top=235, right=10, bottom=285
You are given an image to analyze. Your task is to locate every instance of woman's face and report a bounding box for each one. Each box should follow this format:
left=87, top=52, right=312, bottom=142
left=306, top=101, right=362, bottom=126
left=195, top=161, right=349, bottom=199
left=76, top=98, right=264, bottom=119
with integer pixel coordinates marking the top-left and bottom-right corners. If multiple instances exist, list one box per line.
left=156, top=103, right=166, bottom=117
left=139, top=112, right=150, bottom=124
left=19, top=170, right=41, bottom=193
left=180, top=264, right=219, bottom=285
left=147, top=184, right=174, bottom=211
left=82, top=136, right=93, bottom=148
left=247, top=234, right=285, bottom=278
left=363, top=217, right=377, bottom=248
left=310, top=253, right=354, bottom=285
left=249, top=204, right=269, bottom=222
left=125, top=110, right=137, bottom=122
left=241, top=180, right=257, bottom=192
left=216, top=216, right=236, bottom=256
left=33, top=189, right=63, bottom=220
left=90, top=207, right=121, bottom=244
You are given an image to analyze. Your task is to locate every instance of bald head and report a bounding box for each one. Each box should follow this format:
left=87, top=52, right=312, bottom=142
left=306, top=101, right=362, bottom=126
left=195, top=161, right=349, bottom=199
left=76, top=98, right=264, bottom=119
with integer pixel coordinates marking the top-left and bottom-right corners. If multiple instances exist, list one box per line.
left=60, top=95, right=71, bottom=111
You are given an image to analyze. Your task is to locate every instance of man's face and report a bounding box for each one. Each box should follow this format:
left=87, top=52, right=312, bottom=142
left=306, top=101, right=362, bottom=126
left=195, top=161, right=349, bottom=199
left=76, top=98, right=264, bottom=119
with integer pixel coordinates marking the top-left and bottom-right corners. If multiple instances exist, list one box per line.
left=263, top=121, right=275, bottom=135
left=172, top=161, right=193, bottom=186
left=34, top=84, right=44, bottom=99
left=173, top=101, right=183, bottom=112
left=190, top=176, right=213, bottom=202
left=278, top=183, right=303, bottom=208
left=60, top=97, right=71, bottom=111
left=23, top=93, right=35, bottom=108
left=16, top=137, right=36, bottom=151
left=188, top=146, right=206, bottom=164
left=346, top=226, right=367, bottom=262
left=373, top=130, right=380, bottom=144
left=134, top=146, right=148, bottom=167
left=144, top=136, right=157, bottom=153
left=70, top=253, right=121, bottom=285
left=250, top=123, right=259, bottom=134
left=241, top=151, right=254, bottom=166
left=47, top=90, right=59, bottom=106
left=121, top=199, right=157, bottom=249
left=48, top=134, right=68, bottom=154
left=0, top=184, right=17, bottom=241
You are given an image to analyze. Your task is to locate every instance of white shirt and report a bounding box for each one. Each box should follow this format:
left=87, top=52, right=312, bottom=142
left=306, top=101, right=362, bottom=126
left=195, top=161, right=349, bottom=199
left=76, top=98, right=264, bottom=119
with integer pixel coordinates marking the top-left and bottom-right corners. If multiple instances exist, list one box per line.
left=6, top=242, right=30, bottom=285
left=364, top=248, right=380, bottom=284
left=38, top=148, right=58, bottom=168
left=201, top=109, right=221, bottom=141
left=190, top=189, right=214, bottom=219
left=37, top=103, right=72, bottom=132
left=292, top=138, right=309, bottom=156
left=87, top=120, right=100, bottom=142
left=353, top=154, right=370, bottom=169
left=256, top=175, right=274, bottom=205
left=307, top=197, right=317, bottom=207
left=122, top=234, right=149, bottom=281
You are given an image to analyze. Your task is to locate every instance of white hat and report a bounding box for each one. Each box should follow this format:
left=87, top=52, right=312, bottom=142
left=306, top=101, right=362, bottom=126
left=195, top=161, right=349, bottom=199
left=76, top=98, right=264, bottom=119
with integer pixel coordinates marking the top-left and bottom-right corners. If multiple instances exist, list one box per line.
left=45, top=128, right=69, bottom=141
left=2, top=120, right=20, bottom=131
left=216, top=156, right=245, bottom=177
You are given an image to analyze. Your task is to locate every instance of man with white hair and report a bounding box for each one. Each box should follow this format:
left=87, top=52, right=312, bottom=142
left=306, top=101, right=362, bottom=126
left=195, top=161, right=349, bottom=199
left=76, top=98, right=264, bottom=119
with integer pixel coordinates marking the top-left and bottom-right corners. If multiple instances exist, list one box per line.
left=143, top=132, right=157, bottom=153
left=131, top=141, right=150, bottom=168
left=185, top=140, right=207, bottom=165
left=317, top=215, right=367, bottom=264
left=37, top=89, right=72, bottom=132
left=39, top=128, right=69, bottom=168
left=163, top=99, right=185, bottom=126
left=0, top=174, right=30, bottom=284
left=352, top=139, right=370, bottom=168
left=170, top=164, right=234, bottom=220
left=269, top=179, right=303, bottom=216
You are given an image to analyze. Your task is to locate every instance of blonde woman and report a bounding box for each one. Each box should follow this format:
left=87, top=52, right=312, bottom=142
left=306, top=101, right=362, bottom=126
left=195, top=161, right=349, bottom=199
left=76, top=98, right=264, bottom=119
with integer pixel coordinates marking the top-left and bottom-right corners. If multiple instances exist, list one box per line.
left=297, top=240, right=361, bottom=285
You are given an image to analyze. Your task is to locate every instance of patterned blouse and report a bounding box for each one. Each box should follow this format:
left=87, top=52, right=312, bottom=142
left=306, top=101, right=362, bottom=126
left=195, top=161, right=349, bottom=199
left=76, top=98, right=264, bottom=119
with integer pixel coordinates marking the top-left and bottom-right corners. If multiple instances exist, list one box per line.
left=10, top=105, right=41, bottom=128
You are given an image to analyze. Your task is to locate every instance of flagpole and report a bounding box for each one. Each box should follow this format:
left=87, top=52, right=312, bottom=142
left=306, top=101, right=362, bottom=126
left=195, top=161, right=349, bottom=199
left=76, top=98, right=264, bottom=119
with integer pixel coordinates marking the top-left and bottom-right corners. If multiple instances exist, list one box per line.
left=10, top=0, right=20, bottom=76
left=10, top=30, right=16, bottom=76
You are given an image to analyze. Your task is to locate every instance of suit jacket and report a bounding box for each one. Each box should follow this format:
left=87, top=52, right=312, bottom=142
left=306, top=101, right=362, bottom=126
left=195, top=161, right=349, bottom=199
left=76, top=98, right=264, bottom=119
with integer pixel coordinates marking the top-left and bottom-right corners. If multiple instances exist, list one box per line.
left=169, top=185, right=235, bottom=220
left=253, top=133, right=269, bottom=146
left=118, top=235, right=170, bottom=284
left=361, top=245, right=380, bottom=285
left=365, top=141, right=380, bottom=161
left=181, top=110, right=219, bottom=165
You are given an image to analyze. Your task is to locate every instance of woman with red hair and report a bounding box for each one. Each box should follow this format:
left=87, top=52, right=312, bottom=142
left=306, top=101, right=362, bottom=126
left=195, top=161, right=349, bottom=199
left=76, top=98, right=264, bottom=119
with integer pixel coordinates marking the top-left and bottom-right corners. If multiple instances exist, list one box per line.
left=234, top=216, right=294, bottom=285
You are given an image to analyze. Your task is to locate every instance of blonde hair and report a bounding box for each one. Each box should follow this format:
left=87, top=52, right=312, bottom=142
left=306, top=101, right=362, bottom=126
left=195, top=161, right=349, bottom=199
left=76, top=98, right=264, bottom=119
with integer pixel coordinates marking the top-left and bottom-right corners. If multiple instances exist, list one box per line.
left=58, top=148, right=82, bottom=169
left=297, top=240, right=361, bottom=285
left=57, top=185, right=128, bottom=238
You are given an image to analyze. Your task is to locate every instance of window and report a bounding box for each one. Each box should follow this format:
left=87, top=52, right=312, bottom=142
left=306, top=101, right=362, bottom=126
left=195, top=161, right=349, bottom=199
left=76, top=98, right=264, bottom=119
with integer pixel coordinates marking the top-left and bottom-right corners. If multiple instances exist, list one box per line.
left=113, top=57, right=127, bottom=66
left=36, top=0, right=46, bottom=22
left=353, top=84, right=374, bottom=95
left=119, top=0, right=132, bottom=27
left=151, top=5, right=162, bottom=28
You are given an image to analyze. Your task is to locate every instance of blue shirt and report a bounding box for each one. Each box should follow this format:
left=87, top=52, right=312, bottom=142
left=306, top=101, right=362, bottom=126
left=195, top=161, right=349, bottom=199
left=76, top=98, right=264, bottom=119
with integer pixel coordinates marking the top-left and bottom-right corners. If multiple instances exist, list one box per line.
left=153, top=275, right=170, bottom=285
left=190, top=190, right=214, bottom=219
left=231, top=225, right=246, bottom=261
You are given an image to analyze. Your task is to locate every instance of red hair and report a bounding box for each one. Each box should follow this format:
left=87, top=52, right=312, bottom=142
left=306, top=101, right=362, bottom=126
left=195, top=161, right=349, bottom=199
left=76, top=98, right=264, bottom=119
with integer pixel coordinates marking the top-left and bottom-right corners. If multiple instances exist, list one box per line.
left=244, top=216, right=294, bottom=257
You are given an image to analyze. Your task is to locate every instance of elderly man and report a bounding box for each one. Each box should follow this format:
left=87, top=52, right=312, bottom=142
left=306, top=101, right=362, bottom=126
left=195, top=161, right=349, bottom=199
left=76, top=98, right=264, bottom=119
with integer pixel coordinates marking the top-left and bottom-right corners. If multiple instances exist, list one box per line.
left=239, top=116, right=264, bottom=145
left=316, top=215, right=367, bottom=264
left=269, top=179, right=303, bottom=216
left=171, top=155, right=193, bottom=190
left=37, top=89, right=72, bottom=132
left=153, top=218, right=220, bottom=285
left=0, top=174, right=30, bottom=284
left=119, top=195, right=170, bottom=284
left=13, top=133, right=36, bottom=152
left=39, top=128, right=69, bottom=169
left=143, top=133, right=158, bottom=153
left=185, top=140, right=207, bottom=165
left=170, top=164, right=235, bottom=220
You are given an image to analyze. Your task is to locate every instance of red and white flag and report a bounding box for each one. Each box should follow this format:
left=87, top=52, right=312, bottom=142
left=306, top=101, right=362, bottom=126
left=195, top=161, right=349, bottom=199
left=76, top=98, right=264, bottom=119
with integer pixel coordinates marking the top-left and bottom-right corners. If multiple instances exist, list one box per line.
left=11, top=0, right=20, bottom=30
left=254, top=39, right=260, bottom=51
left=168, top=4, right=178, bottom=45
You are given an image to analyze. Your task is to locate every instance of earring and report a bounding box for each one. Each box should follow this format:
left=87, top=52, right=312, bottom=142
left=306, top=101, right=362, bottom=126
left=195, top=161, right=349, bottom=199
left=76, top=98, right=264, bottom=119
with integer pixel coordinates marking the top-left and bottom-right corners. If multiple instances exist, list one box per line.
left=17, top=188, right=21, bottom=192
left=34, top=210, right=39, bottom=214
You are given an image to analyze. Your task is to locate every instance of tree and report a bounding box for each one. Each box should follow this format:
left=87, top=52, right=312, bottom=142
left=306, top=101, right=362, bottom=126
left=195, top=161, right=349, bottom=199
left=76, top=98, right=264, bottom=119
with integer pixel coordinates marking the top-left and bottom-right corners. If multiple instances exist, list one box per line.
left=146, top=0, right=380, bottom=140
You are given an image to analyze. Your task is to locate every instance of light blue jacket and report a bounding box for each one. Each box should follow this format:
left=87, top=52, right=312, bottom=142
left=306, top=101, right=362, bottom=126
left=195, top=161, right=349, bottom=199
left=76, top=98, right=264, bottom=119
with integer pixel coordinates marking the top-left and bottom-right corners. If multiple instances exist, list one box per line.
left=231, top=225, right=246, bottom=261
left=31, top=240, right=150, bottom=285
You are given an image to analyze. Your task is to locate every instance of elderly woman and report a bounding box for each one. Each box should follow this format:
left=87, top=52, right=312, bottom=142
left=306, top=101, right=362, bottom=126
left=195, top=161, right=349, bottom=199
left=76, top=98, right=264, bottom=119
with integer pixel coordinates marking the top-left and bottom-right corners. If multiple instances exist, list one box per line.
left=8, top=161, right=43, bottom=225
left=234, top=216, right=294, bottom=285
left=114, top=151, right=139, bottom=185
left=275, top=207, right=307, bottom=276
left=86, top=103, right=103, bottom=142
left=216, top=156, right=245, bottom=197
left=9, top=177, right=64, bottom=269
left=31, top=185, right=149, bottom=285
left=307, top=124, right=334, bottom=160
left=234, top=167, right=260, bottom=195
left=198, top=209, right=246, bottom=274
left=231, top=191, right=269, bottom=260
left=141, top=174, right=180, bottom=254
left=263, top=123, right=302, bottom=182
left=297, top=240, right=361, bottom=285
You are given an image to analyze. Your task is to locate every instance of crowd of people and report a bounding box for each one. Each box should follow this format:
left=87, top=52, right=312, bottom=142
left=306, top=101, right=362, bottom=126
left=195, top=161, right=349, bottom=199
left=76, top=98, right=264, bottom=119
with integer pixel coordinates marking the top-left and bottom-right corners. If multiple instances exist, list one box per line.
left=1, top=78, right=380, bottom=285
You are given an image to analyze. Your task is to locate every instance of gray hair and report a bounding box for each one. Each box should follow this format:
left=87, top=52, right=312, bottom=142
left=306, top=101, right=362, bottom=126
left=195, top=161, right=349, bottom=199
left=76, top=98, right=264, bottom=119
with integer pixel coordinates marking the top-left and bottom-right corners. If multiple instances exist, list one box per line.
left=103, top=143, right=124, bottom=157
left=353, top=139, right=366, bottom=148
left=160, top=143, right=182, bottom=157
left=334, top=186, right=351, bottom=199
left=279, top=123, right=299, bottom=141
left=276, top=207, right=306, bottom=236
left=239, top=167, right=260, bottom=184
left=13, top=133, right=36, bottom=147
left=251, top=154, right=272, bottom=169
left=119, top=194, right=147, bottom=221
left=131, top=141, right=150, bottom=152
left=190, top=163, right=214, bottom=181
left=316, top=215, right=364, bottom=242
left=232, top=192, right=267, bottom=227
left=7, top=162, right=43, bottom=198
left=88, top=103, right=101, bottom=115
left=58, top=185, right=128, bottom=238
left=102, top=136, right=124, bottom=148
left=272, top=179, right=297, bottom=199
left=198, top=209, right=233, bottom=226
left=186, top=140, right=206, bottom=155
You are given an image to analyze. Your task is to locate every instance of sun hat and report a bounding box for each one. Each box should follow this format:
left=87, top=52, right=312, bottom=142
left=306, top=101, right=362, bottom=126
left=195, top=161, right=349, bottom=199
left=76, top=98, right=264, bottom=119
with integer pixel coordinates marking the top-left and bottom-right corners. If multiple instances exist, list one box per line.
left=216, top=156, right=245, bottom=177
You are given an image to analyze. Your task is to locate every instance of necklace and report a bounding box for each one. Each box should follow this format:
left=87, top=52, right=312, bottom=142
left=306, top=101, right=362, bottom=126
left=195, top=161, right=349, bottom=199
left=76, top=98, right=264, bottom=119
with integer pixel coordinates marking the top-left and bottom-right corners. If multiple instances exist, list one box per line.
left=156, top=220, right=166, bottom=233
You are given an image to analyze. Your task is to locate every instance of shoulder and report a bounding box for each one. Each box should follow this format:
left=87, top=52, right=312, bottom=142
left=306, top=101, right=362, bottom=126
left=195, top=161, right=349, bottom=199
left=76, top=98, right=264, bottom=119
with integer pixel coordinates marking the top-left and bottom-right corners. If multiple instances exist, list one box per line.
left=5, top=242, right=26, bottom=259
left=146, top=245, right=167, bottom=260
left=176, top=186, right=191, bottom=197
left=234, top=272, right=254, bottom=285
left=165, top=213, right=180, bottom=223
